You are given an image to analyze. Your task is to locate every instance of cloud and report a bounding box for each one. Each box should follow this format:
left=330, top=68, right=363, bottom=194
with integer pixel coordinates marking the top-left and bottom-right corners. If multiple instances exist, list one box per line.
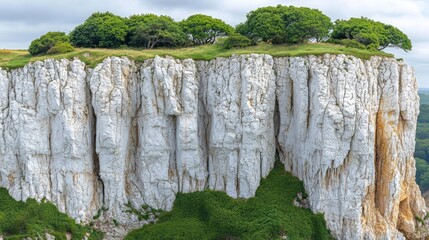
left=389, top=43, right=429, bottom=87
left=142, top=0, right=218, bottom=10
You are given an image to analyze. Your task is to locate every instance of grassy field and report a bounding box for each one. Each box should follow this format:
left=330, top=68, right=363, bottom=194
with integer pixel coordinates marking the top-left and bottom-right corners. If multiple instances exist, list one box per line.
left=0, top=188, right=102, bottom=240
left=0, top=42, right=393, bottom=69
left=125, top=160, right=333, bottom=240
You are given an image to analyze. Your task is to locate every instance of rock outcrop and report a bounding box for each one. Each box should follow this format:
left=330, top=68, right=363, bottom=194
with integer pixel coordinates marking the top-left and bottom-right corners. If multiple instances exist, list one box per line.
left=0, top=54, right=425, bottom=239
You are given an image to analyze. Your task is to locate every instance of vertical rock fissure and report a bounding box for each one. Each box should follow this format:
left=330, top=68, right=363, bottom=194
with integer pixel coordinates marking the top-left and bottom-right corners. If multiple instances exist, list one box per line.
left=203, top=94, right=211, bottom=189
left=398, top=64, right=403, bottom=98
left=47, top=118, right=53, bottom=200
left=90, top=98, right=104, bottom=206
left=205, top=111, right=211, bottom=189
left=306, top=63, right=312, bottom=131
left=197, top=62, right=211, bottom=189
left=290, top=79, right=294, bottom=116
left=172, top=115, right=180, bottom=192
left=236, top=148, right=240, bottom=198
left=273, top=92, right=286, bottom=170
left=374, top=100, right=386, bottom=215
left=259, top=152, right=263, bottom=179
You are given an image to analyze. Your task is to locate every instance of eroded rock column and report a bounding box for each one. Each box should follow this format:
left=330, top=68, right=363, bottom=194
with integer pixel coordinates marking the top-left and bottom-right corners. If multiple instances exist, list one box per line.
left=0, top=59, right=98, bottom=222
left=90, top=57, right=140, bottom=220
left=201, top=54, right=276, bottom=198
left=136, top=56, right=207, bottom=210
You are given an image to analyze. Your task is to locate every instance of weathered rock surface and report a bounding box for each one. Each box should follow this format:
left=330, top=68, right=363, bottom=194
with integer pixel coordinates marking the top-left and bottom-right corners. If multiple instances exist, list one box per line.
left=0, top=54, right=425, bottom=239
left=275, top=55, right=426, bottom=239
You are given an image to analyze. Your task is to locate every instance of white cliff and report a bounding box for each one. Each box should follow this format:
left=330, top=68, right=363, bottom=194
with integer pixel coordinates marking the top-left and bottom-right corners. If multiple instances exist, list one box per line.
left=0, top=54, right=425, bottom=239
left=275, top=55, right=426, bottom=239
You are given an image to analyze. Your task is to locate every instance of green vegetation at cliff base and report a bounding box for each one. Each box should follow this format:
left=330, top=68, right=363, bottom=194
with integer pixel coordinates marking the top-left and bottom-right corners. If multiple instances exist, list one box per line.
left=0, top=42, right=392, bottom=70
left=0, top=188, right=102, bottom=240
left=125, top=161, right=333, bottom=240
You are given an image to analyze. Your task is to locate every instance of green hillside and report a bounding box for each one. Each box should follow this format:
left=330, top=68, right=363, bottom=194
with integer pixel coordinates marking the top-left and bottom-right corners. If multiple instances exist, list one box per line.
left=415, top=98, right=429, bottom=192
left=0, top=188, right=102, bottom=239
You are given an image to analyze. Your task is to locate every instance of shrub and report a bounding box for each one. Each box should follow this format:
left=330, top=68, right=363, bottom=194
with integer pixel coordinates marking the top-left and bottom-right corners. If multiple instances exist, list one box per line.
left=47, top=42, right=74, bottom=55
left=28, top=32, right=69, bottom=56
left=221, top=34, right=252, bottom=49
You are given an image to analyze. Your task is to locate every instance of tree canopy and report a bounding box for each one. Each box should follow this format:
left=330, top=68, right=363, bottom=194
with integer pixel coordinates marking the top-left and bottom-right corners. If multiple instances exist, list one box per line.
left=28, top=32, right=72, bottom=56
left=126, top=14, right=187, bottom=49
left=28, top=6, right=413, bottom=53
left=180, top=14, right=234, bottom=45
left=237, top=5, right=332, bottom=44
left=331, top=17, right=412, bottom=51
left=70, top=12, right=128, bottom=48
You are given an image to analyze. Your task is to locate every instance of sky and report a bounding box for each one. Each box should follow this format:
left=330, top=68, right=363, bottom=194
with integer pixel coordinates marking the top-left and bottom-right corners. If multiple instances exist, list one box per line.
left=0, top=0, right=428, bottom=87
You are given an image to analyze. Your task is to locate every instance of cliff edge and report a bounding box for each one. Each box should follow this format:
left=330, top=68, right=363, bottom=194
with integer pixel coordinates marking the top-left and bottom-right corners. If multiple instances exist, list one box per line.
left=0, top=54, right=425, bottom=239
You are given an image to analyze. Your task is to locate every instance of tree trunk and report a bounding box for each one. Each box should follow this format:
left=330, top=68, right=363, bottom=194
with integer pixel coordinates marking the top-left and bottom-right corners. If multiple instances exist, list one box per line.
left=150, top=40, right=158, bottom=49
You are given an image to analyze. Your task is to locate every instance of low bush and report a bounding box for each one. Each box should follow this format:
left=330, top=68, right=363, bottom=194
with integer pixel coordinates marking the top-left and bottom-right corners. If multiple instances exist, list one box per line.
left=221, top=34, right=252, bottom=49
left=47, top=42, right=74, bottom=55
left=28, top=32, right=70, bottom=56
left=339, top=39, right=366, bottom=49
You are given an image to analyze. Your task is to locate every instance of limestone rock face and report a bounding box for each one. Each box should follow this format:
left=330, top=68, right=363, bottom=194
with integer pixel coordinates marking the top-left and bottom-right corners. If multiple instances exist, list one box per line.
left=0, top=54, right=425, bottom=239
left=275, top=55, right=425, bottom=239
left=0, top=59, right=97, bottom=223
left=197, top=55, right=277, bottom=198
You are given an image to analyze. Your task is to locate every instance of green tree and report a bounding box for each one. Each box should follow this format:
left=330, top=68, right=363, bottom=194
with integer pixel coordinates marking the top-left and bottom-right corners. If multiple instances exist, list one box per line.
left=379, top=25, right=412, bottom=51
left=28, top=32, right=71, bottom=56
left=236, top=8, right=285, bottom=43
left=70, top=12, right=128, bottom=48
left=98, top=15, right=128, bottom=48
left=331, top=17, right=412, bottom=51
left=126, top=14, right=187, bottom=49
left=181, top=14, right=234, bottom=45
left=283, top=6, right=333, bottom=43
left=238, top=5, right=332, bottom=44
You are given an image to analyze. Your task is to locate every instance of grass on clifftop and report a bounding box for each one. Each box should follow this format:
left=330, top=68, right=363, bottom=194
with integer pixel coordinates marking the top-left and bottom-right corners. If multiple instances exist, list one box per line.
left=0, top=188, right=102, bottom=240
left=0, top=42, right=392, bottom=69
left=125, top=160, right=333, bottom=240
